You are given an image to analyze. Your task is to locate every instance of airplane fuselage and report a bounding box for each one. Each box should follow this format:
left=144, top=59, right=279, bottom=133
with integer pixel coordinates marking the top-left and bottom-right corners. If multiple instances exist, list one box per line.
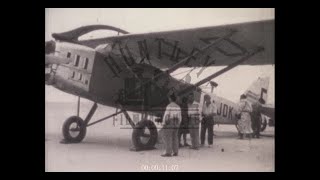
left=46, top=42, right=202, bottom=118
left=45, top=41, right=260, bottom=126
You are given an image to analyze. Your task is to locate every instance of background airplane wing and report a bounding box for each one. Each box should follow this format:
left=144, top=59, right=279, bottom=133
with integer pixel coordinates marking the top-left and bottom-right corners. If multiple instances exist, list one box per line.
left=53, top=20, right=274, bottom=69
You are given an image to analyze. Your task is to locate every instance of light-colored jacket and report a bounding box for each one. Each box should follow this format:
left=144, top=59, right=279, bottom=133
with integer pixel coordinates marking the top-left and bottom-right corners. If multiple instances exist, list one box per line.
left=162, top=102, right=182, bottom=128
left=238, top=99, right=253, bottom=113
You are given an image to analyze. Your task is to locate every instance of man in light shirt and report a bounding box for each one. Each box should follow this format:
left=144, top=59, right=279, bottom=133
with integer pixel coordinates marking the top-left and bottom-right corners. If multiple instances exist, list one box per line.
left=161, top=93, right=182, bottom=157
left=201, top=95, right=217, bottom=148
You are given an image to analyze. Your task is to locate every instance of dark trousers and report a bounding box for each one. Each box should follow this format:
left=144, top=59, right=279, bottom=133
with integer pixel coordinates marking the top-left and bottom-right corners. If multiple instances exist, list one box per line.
left=200, top=117, right=214, bottom=145
left=178, top=121, right=188, bottom=144
left=252, top=116, right=261, bottom=138
left=178, top=130, right=187, bottom=143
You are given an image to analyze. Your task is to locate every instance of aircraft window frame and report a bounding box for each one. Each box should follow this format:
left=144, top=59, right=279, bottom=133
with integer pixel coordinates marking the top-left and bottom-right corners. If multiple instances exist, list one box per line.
left=78, top=73, right=82, bottom=81
left=74, top=55, right=80, bottom=67
left=83, top=58, right=89, bottom=69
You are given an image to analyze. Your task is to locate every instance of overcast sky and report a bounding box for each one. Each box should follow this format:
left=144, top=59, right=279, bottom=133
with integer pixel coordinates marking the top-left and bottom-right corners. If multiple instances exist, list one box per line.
left=45, top=8, right=274, bottom=104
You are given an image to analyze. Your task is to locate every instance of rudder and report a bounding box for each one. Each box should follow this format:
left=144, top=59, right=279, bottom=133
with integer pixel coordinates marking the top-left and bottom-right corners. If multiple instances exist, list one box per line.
left=243, top=77, right=269, bottom=104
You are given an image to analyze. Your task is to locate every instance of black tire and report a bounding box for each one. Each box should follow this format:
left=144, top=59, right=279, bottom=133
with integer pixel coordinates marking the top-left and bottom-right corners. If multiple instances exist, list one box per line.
left=62, top=116, right=86, bottom=143
left=260, top=117, right=268, bottom=132
left=132, top=120, right=158, bottom=149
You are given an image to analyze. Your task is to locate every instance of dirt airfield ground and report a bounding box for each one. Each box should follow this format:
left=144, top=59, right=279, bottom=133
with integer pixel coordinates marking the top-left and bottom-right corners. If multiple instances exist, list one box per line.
left=45, top=102, right=274, bottom=172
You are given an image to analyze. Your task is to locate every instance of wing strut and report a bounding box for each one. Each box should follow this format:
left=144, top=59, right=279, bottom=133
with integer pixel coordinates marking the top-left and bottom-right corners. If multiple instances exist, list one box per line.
left=86, top=104, right=135, bottom=128
left=178, top=46, right=265, bottom=96
left=122, top=29, right=237, bottom=99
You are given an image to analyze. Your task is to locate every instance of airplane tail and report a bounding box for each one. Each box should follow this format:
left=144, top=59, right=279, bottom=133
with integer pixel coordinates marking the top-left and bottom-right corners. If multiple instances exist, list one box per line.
left=243, top=77, right=270, bottom=104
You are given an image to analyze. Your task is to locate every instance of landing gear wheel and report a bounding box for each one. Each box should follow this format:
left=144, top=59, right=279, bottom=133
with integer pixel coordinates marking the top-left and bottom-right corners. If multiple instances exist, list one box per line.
left=132, top=120, right=158, bottom=150
left=62, top=116, right=87, bottom=143
left=260, top=117, right=268, bottom=132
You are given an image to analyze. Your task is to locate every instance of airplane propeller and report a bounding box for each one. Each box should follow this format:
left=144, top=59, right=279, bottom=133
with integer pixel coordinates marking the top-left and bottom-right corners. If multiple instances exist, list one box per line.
left=45, top=41, right=72, bottom=65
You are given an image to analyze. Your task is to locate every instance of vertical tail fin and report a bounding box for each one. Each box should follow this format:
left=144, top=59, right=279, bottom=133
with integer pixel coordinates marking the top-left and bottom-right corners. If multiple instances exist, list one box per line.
left=243, top=77, right=270, bottom=104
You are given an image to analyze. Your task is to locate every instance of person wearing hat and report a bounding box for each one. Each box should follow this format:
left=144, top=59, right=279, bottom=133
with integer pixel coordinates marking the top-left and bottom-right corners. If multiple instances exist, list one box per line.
left=200, top=94, right=217, bottom=148
left=236, top=94, right=253, bottom=139
left=161, top=93, right=182, bottom=157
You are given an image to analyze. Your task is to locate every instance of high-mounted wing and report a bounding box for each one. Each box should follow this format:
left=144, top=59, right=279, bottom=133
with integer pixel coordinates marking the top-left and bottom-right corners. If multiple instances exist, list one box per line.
left=52, top=20, right=274, bottom=69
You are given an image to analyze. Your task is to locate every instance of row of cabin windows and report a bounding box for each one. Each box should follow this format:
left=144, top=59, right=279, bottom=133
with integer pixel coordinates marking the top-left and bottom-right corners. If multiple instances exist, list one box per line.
left=70, top=71, right=89, bottom=85
left=67, top=52, right=89, bottom=70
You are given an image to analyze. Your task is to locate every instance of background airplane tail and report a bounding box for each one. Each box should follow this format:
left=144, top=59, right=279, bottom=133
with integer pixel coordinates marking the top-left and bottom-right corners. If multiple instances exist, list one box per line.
left=243, top=77, right=270, bottom=104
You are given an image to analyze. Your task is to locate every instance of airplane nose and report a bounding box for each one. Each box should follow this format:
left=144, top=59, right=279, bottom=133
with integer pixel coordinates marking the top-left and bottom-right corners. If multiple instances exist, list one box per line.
left=45, top=41, right=56, bottom=65
left=45, top=40, right=71, bottom=65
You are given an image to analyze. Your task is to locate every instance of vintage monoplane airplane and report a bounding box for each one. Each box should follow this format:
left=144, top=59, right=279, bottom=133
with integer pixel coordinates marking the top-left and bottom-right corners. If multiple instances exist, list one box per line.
left=45, top=19, right=274, bottom=150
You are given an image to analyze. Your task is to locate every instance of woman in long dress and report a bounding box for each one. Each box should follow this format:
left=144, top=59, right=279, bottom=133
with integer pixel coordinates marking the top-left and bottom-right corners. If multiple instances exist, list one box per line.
left=237, top=94, right=253, bottom=139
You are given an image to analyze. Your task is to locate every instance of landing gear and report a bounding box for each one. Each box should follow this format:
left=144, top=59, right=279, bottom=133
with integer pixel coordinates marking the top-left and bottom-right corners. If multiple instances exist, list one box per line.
left=62, top=116, right=86, bottom=143
left=131, top=120, right=158, bottom=151
left=60, top=98, right=158, bottom=151
left=61, top=98, right=97, bottom=144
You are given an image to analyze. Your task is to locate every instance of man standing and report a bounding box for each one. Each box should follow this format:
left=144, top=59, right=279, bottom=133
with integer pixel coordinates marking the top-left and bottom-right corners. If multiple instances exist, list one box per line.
left=201, top=95, right=217, bottom=148
left=178, top=97, right=190, bottom=147
left=188, top=93, right=200, bottom=150
left=236, top=94, right=253, bottom=139
left=161, top=93, right=182, bottom=157
left=251, top=98, right=265, bottom=138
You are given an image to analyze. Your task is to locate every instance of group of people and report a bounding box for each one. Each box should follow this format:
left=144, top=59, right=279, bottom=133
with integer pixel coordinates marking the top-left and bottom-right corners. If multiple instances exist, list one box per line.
left=160, top=93, right=217, bottom=157
left=160, top=92, right=264, bottom=157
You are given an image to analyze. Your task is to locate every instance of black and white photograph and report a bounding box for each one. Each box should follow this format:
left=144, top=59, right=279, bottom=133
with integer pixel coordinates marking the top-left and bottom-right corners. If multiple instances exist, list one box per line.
left=45, top=8, right=275, bottom=172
